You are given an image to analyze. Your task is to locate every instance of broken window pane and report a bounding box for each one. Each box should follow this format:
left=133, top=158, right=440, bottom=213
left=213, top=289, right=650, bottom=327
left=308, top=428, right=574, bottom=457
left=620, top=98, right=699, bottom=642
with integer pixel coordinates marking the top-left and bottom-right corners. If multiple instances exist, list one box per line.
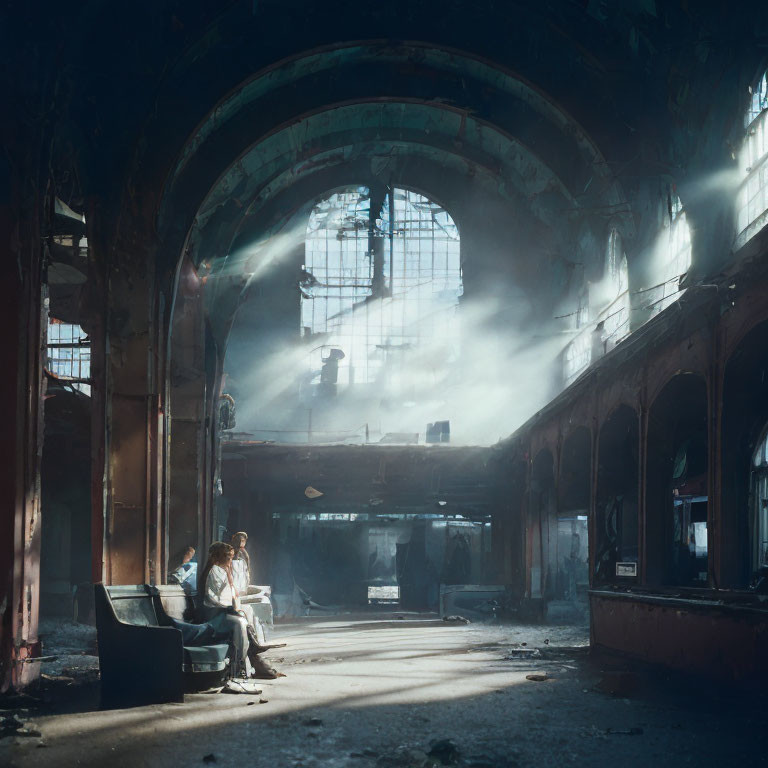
left=47, top=318, right=91, bottom=395
left=301, top=186, right=462, bottom=391
left=746, top=70, right=768, bottom=127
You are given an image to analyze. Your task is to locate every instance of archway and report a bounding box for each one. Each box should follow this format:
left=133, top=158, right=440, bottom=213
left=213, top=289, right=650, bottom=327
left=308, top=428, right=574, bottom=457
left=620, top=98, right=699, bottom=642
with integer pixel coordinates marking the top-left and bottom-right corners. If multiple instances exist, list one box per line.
left=557, top=427, right=591, bottom=601
left=595, top=406, right=639, bottom=585
left=530, top=448, right=556, bottom=603
left=152, top=39, right=629, bottom=584
left=645, top=375, right=708, bottom=587
left=722, top=320, right=768, bottom=587
left=490, top=457, right=527, bottom=603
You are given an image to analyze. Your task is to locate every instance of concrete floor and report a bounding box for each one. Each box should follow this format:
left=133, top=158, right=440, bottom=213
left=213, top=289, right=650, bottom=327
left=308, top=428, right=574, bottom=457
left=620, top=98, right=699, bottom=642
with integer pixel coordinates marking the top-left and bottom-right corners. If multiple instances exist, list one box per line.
left=1, top=614, right=765, bottom=767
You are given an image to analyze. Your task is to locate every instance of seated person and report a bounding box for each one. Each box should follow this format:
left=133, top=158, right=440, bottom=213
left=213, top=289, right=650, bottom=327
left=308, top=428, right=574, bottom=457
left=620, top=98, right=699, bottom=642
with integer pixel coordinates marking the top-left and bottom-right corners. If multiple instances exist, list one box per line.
left=231, top=532, right=270, bottom=599
left=169, top=546, right=197, bottom=593
left=231, top=532, right=269, bottom=643
left=200, top=541, right=281, bottom=679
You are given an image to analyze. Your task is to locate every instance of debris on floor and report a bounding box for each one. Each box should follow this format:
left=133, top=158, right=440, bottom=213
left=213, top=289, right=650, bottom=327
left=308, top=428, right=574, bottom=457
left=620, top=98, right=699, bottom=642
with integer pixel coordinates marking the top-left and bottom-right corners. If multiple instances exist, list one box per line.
left=375, top=738, right=461, bottom=767
left=35, top=618, right=100, bottom=685
left=4, top=616, right=764, bottom=768
left=304, top=717, right=323, bottom=726
left=427, top=738, right=460, bottom=764
left=0, top=714, right=41, bottom=740
left=503, top=647, right=541, bottom=659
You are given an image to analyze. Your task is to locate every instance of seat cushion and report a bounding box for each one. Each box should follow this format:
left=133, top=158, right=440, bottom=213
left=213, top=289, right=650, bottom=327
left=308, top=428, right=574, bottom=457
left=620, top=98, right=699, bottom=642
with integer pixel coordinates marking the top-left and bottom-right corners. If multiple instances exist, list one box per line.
left=183, top=644, right=229, bottom=671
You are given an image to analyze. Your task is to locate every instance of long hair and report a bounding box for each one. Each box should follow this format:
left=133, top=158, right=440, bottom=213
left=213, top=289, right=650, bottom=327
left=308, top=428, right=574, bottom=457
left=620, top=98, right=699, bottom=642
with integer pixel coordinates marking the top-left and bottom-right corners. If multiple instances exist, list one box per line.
left=199, top=541, right=234, bottom=596
left=231, top=531, right=250, bottom=583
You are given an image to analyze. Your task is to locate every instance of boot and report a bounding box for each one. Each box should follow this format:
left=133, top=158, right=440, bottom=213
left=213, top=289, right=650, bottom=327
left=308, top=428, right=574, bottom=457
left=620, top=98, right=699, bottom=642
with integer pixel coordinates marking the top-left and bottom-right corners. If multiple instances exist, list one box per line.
left=246, top=623, right=286, bottom=654
left=249, top=653, right=285, bottom=679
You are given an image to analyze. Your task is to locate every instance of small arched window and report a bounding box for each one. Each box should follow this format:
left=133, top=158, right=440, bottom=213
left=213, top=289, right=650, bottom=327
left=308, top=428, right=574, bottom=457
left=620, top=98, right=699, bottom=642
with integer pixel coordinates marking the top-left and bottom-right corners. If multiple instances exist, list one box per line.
left=301, top=186, right=462, bottom=390
left=737, top=68, right=768, bottom=239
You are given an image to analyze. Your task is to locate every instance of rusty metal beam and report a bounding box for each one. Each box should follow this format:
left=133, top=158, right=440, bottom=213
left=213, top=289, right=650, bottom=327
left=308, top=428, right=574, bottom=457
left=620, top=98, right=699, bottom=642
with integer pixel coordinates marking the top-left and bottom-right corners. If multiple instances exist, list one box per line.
left=0, top=194, right=46, bottom=692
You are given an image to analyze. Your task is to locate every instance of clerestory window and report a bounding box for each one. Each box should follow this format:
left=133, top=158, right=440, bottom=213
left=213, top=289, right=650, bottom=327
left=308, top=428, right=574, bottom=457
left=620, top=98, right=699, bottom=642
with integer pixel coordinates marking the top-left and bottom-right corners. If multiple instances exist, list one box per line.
left=563, top=332, right=591, bottom=385
left=737, top=68, right=768, bottom=239
left=746, top=70, right=768, bottom=127
left=651, top=192, right=691, bottom=315
left=301, top=186, right=462, bottom=392
left=563, top=229, right=631, bottom=386
left=601, top=229, right=630, bottom=349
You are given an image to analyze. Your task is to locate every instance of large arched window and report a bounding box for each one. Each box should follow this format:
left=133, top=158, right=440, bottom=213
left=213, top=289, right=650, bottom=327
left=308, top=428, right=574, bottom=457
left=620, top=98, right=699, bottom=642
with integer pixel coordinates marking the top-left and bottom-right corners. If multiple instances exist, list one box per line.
left=650, top=192, right=691, bottom=315
left=301, top=186, right=462, bottom=391
left=601, top=229, right=630, bottom=348
left=563, top=229, right=630, bottom=385
left=737, top=68, right=768, bottom=240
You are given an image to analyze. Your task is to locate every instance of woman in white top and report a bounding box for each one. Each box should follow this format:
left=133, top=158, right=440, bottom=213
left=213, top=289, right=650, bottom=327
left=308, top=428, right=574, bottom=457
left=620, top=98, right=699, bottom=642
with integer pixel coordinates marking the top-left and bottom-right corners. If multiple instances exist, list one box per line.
left=231, top=532, right=267, bottom=645
left=200, top=541, right=282, bottom=679
left=199, top=541, right=249, bottom=674
left=230, top=532, right=251, bottom=593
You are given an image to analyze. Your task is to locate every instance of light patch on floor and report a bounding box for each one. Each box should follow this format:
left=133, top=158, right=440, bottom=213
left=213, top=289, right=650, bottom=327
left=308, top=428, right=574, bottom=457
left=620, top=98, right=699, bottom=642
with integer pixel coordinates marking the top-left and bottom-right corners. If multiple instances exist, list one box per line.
left=3, top=615, right=764, bottom=768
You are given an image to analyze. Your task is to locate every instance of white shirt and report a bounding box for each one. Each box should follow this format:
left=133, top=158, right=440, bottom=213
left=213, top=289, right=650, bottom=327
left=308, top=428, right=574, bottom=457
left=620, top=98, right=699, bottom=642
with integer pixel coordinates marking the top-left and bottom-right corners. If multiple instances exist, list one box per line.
left=231, top=558, right=249, bottom=595
left=204, top=564, right=236, bottom=608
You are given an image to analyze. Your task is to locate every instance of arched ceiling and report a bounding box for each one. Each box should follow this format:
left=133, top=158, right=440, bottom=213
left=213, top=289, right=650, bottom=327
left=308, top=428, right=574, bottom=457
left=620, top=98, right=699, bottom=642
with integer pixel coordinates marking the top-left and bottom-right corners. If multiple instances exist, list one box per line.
left=191, top=102, right=588, bottom=249
left=169, top=43, right=613, bottom=191
left=34, top=0, right=768, bottom=253
left=156, top=40, right=636, bottom=343
left=158, top=41, right=631, bottom=267
left=24, top=0, right=768, bottom=340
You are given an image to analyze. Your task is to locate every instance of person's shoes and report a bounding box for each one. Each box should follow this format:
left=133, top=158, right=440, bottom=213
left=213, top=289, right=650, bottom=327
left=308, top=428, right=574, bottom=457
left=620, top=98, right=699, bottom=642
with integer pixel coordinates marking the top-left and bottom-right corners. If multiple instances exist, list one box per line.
left=223, top=679, right=263, bottom=695
left=249, top=655, right=286, bottom=679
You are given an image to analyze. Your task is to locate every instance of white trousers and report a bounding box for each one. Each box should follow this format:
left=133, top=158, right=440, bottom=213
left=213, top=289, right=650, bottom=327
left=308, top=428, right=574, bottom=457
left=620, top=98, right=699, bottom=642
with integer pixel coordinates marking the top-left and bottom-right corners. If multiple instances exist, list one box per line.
left=240, top=604, right=267, bottom=645
left=220, top=613, right=249, bottom=670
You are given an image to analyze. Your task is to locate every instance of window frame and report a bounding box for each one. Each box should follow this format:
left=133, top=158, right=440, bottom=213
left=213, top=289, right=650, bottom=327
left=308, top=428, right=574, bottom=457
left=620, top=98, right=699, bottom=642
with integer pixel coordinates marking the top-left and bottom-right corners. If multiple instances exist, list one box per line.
left=301, top=185, right=462, bottom=390
left=648, top=194, right=691, bottom=316
left=736, top=83, right=768, bottom=239
left=46, top=317, right=91, bottom=395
